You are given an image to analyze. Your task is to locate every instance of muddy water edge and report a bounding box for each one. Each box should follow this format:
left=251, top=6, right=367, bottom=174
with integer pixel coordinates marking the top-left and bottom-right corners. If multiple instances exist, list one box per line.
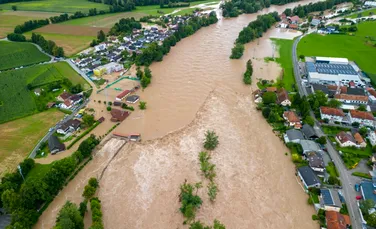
left=35, top=1, right=321, bottom=228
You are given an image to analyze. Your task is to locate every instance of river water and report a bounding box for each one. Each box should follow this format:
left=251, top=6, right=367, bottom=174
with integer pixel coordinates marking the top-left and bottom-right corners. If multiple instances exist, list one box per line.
left=35, top=1, right=321, bottom=228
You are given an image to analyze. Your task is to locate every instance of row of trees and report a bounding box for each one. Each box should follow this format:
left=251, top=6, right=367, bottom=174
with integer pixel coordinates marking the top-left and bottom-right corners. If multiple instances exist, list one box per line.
left=135, top=12, right=218, bottom=66
left=1, top=135, right=100, bottom=229
left=7, top=33, right=26, bottom=42
left=243, top=59, right=253, bottom=84
left=137, top=66, right=153, bottom=88
left=90, top=197, right=104, bottom=229
left=14, top=19, right=49, bottom=34
left=283, top=0, right=348, bottom=18
left=231, top=12, right=280, bottom=59
left=31, top=33, right=65, bottom=57
left=54, top=201, right=84, bottom=229
left=108, top=17, right=142, bottom=35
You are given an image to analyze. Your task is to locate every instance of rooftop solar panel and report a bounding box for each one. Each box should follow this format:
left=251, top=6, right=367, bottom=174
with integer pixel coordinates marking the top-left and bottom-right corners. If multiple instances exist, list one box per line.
left=321, top=189, right=334, bottom=205
left=306, top=62, right=317, bottom=72
left=313, top=63, right=357, bottom=75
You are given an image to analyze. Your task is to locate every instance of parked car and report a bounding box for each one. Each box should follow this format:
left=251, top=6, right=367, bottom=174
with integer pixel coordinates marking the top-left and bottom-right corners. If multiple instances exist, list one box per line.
left=356, top=195, right=362, bottom=200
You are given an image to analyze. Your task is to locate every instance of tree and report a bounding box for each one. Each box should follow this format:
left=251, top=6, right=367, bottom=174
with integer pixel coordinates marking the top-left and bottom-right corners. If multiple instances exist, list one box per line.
left=359, top=127, right=368, bottom=137
left=90, top=39, right=98, bottom=47
left=213, top=220, right=226, bottom=229
left=267, top=111, right=279, bottom=123
left=140, top=76, right=151, bottom=88
left=55, top=201, right=84, bottom=229
left=230, top=43, right=244, bottom=59
left=89, top=178, right=99, bottom=188
left=97, top=30, right=106, bottom=42
left=11, top=5, right=17, bottom=11
left=367, top=212, right=376, bottom=227
left=179, top=182, right=203, bottom=224
left=139, top=101, right=147, bottom=110
left=82, top=185, right=96, bottom=200
left=243, top=59, right=253, bottom=84
left=316, top=136, right=327, bottom=145
left=204, top=130, right=219, bottom=150
left=262, top=92, right=277, bottom=104
left=327, top=99, right=342, bottom=108
left=358, top=104, right=367, bottom=111
left=308, top=15, right=313, bottom=22
left=19, top=158, right=35, bottom=176
left=304, top=116, right=314, bottom=126
left=106, top=106, right=112, bottom=111
left=360, top=199, right=375, bottom=215
left=262, top=107, right=271, bottom=118
left=83, top=114, right=95, bottom=127
left=144, top=66, right=152, bottom=79
left=1, top=189, right=20, bottom=213
left=136, top=66, right=143, bottom=79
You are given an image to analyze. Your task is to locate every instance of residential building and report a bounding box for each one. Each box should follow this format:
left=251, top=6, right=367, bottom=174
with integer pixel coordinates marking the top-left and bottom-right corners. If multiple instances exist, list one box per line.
left=307, top=152, right=325, bottom=173
left=306, top=57, right=364, bottom=86
left=297, top=166, right=321, bottom=190
left=300, top=140, right=321, bottom=154
left=311, top=18, right=321, bottom=26
left=283, top=111, right=301, bottom=129
left=369, top=131, right=376, bottom=146
left=110, top=109, right=130, bottom=122
left=320, top=106, right=345, bottom=123
left=57, top=92, right=72, bottom=102
left=48, top=135, right=65, bottom=154
left=320, top=189, right=342, bottom=212
left=284, top=129, right=304, bottom=143
left=301, top=124, right=318, bottom=140
left=126, top=95, right=140, bottom=104
left=94, top=43, right=107, bottom=52
left=93, top=62, right=124, bottom=76
left=353, top=132, right=367, bottom=148
left=326, top=211, right=351, bottom=229
left=360, top=181, right=376, bottom=203
left=115, top=90, right=131, bottom=101
left=336, top=131, right=357, bottom=147
left=57, top=119, right=81, bottom=135
left=348, top=110, right=374, bottom=127
left=276, top=88, right=291, bottom=106
left=334, top=94, right=368, bottom=105
left=34, top=88, right=41, bottom=96
left=365, top=1, right=376, bottom=7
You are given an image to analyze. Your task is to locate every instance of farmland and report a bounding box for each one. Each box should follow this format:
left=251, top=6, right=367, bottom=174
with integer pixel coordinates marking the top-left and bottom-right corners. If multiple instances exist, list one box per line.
left=0, top=0, right=109, bottom=13
left=0, top=108, right=63, bottom=177
left=273, top=38, right=295, bottom=91
left=61, top=12, right=147, bottom=27
left=298, top=21, right=376, bottom=81
left=0, top=10, right=60, bottom=38
left=346, top=8, right=376, bottom=19
left=0, top=62, right=88, bottom=124
left=0, top=41, right=50, bottom=70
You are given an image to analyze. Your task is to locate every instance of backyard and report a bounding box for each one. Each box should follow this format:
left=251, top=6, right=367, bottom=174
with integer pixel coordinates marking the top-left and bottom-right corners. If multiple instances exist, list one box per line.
left=0, top=109, right=64, bottom=177
left=273, top=38, right=295, bottom=91
left=0, top=40, right=50, bottom=70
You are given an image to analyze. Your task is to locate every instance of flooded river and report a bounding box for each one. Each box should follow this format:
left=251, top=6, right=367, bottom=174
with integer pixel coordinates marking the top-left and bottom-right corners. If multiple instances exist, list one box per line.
left=36, top=1, right=321, bottom=228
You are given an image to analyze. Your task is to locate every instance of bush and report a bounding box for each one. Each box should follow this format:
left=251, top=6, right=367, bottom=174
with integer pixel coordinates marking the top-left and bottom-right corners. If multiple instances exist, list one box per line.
left=199, top=152, right=216, bottom=181
left=207, top=182, right=218, bottom=202
left=312, top=215, right=319, bottom=220
left=106, top=106, right=112, bottom=111
left=139, top=101, right=147, bottom=110
left=204, top=130, right=219, bottom=150
left=230, top=43, right=244, bottom=59
left=179, top=182, right=203, bottom=224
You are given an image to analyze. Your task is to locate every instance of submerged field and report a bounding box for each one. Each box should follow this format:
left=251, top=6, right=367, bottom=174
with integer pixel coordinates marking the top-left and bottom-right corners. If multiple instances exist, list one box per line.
left=0, top=41, right=50, bottom=70
left=297, top=21, right=376, bottom=79
left=0, top=109, right=63, bottom=177
left=0, top=62, right=88, bottom=124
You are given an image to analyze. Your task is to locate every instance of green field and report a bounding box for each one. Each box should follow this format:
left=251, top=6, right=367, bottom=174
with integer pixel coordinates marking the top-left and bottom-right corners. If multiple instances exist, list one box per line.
left=273, top=38, right=295, bottom=91
left=0, top=109, right=63, bottom=177
left=0, top=0, right=109, bottom=13
left=0, top=41, right=50, bottom=70
left=298, top=21, right=376, bottom=80
left=26, top=163, right=53, bottom=181
left=346, top=8, right=376, bottom=19
left=0, top=62, right=88, bottom=124
left=61, top=12, right=147, bottom=27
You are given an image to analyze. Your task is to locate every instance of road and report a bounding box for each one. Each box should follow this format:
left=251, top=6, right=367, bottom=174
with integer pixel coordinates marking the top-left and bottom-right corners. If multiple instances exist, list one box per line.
left=292, top=35, right=364, bottom=229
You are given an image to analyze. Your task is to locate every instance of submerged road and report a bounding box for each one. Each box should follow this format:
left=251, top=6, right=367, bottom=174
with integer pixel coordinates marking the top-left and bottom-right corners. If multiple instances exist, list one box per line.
left=292, top=35, right=363, bottom=229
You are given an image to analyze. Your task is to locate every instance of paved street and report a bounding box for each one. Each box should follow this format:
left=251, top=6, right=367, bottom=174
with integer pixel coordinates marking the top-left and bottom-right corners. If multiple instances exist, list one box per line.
left=292, top=36, right=363, bottom=229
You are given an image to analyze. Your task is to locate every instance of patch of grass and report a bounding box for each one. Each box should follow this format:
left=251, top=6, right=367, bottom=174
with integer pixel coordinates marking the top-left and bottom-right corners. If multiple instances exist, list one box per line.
left=0, top=41, right=50, bottom=71
left=264, top=56, right=275, bottom=63
left=346, top=8, right=376, bottom=19
left=321, top=126, right=351, bottom=135
left=26, top=163, right=53, bottom=181
left=61, top=12, right=147, bottom=27
left=352, top=171, right=372, bottom=179
left=272, top=38, right=295, bottom=91
left=311, top=193, right=319, bottom=203
left=171, top=8, right=196, bottom=16
left=326, top=162, right=339, bottom=178
left=339, top=143, right=373, bottom=169
left=297, top=21, right=376, bottom=81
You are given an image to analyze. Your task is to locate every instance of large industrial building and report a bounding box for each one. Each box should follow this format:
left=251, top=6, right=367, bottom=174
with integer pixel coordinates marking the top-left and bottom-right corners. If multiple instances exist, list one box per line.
left=306, top=57, right=364, bottom=86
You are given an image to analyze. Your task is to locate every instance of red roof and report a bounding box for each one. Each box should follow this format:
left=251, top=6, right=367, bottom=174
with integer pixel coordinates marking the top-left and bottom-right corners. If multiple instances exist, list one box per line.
left=64, top=100, right=72, bottom=107
left=289, top=24, right=298, bottom=29
left=367, top=88, right=376, bottom=97
left=336, top=131, right=355, bottom=144
left=110, top=109, right=130, bottom=122
left=277, top=88, right=289, bottom=104
left=116, top=90, right=130, bottom=99
left=326, top=211, right=351, bottom=229
left=320, top=106, right=345, bottom=117
left=290, top=16, right=300, bottom=22
left=283, top=111, right=300, bottom=123
left=59, top=92, right=72, bottom=100
left=349, top=110, right=374, bottom=121
left=334, top=94, right=368, bottom=102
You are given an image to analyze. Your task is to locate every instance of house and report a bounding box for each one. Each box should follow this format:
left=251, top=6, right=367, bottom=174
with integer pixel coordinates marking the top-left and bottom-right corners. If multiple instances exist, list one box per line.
left=320, top=189, right=342, bottom=212
left=48, top=135, right=65, bottom=154
left=369, top=131, right=376, bottom=146
left=301, top=124, right=318, bottom=140
left=283, top=111, right=301, bottom=129
left=34, top=88, right=41, bottom=96
left=116, top=90, right=131, bottom=101
left=320, top=106, right=345, bottom=123
left=326, top=211, right=351, bottom=229
left=288, top=24, right=298, bottom=29
left=57, top=92, right=72, bottom=102
left=297, top=166, right=321, bottom=190
left=348, top=110, right=374, bottom=127
left=284, top=129, right=304, bottom=143
left=353, top=132, right=367, bottom=148
left=93, top=62, right=124, bottom=76
left=300, top=140, right=321, bottom=154
left=265, top=87, right=277, bottom=93
left=311, top=18, right=321, bottom=26
left=126, top=95, right=140, bottom=104
left=110, top=109, right=130, bottom=122
left=94, top=43, right=107, bottom=52
left=336, top=131, right=357, bottom=147
left=334, top=94, right=368, bottom=105
left=57, top=119, right=81, bottom=135
left=360, top=181, right=376, bottom=203
left=276, top=88, right=291, bottom=106
left=307, top=152, right=325, bottom=173
left=47, top=102, right=56, bottom=109
left=98, top=117, right=105, bottom=123
left=289, top=15, right=301, bottom=24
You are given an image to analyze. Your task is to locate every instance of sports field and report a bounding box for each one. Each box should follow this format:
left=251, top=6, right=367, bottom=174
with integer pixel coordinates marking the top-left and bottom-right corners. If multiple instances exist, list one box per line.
left=0, top=41, right=50, bottom=70
left=0, top=62, right=88, bottom=124
left=298, top=21, right=376, bottom=79
left=0, top=0, right=109, bottom=13
left=0, top=109, right=63, bottom=177
left=346, top=8, right=376, bottom=19
left=61, top=12, right=147, bottom=27
left=0, top=10, right=60, bottom=38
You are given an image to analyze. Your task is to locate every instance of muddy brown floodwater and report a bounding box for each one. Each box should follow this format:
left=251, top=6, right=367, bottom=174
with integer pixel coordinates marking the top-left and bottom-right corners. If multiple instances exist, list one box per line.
left=36, top=1, right=322, bottom=228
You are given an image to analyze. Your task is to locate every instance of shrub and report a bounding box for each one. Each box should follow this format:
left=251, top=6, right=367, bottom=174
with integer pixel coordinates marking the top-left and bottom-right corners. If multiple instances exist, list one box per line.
left=199, top=152, right=216, bottom=181
left=179, top=182, right=203, bottom=224
left=312, top=214, right=318, bottom=220
left=139, top=101, right=147, bottom=110
left=106, top=106, right=112, bottom=111
left=203, top=130, right=219, bottom=150
left=207, top=182, right=218, bottom=202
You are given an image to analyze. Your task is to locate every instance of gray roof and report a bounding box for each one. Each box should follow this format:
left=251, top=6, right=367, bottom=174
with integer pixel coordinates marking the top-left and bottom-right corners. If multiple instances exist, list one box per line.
left=300, top=140, right=320, bottom=152
left=307, top=152, right=325, bottom=169
left=361, top=181, right=376, bottom=203
left=48, top=135, right=65, bottom=152
left=301, top=124, right=318, bottom=139
left=347, top=87, right=365, bottom=96
left=320, top=188, right=342, bottom=207
left=126, top=95, right=140, bottom=103
left=286, top=129, right=304, bottom=141
left=298, top=166, right=321, bottom=186
left=311, top=19, right=321, bottom=26
left=309, top=62, right=358, bottom=75
left=312, top=84, right=329, bottom=95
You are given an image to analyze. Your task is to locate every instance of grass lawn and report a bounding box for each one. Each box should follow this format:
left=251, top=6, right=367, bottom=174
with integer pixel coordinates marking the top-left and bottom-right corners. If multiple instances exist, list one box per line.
left=61, top=12, right=147, bottom=27
left=0, top=41, right=50, bottom=70
left=272, top=38, right=295, bottom=91
left=346, top=8, right=376, bottom=19
left=26, top=163, right=53, bottom=181
left=171, top=7, right=196, bottom=16
left=352, top=171, right=371, bottom=179
left=311, top=193, right=320, bottom=203
left=326, top=162, right=339, bottom=177
left=0, top=0, right=109, bottom=13
left=0, top=109, right=64, bottom=177
left=321, top=125, right=350, bottom=135
left=339, top=143, right=373, bottom=169
left=297, top=21, right=376, bottom=81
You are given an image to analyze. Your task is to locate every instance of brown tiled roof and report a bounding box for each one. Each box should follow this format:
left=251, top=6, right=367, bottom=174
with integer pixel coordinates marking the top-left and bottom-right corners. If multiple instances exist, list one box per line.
left=277, top=88, right=289, bottom=103
left=326, top=211, right=351, bottom=229
left=327, top=85, right=337, bottom=91
left=349, top=110, right=374, bottom=120
left=283, top=111, right=300, bottom=123
left=353, top=132, right=364, bottom=144
left=334, top=94, right=368, bottom=102
left=110, top=109, right=130, bottom=122
left=59, top=92, right=72, bottom=100
left=320, top=106, right=345, bottom=117
left=367, top=88, right=376, bottom=97
left=266, top=87, right=277, bottom=92
left=116, top=90, right=131, bottom=99
left=340, top=86, right=347, bottom=94
left=336, top=131, right=355, bottom=144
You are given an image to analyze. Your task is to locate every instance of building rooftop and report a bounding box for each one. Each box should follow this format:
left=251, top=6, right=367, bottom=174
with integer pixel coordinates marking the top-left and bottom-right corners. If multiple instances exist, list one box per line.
left=286, top=129, right=304, bottom=141
left=326, top=211, right=351, bottom=229
left=60, top=119, right=81, bottom=131
left=307, top=152, right=325, bottom=169
left=361, top=181, right=376, bottom=203
left=334, top=94, right=368, bottom=102
left=346, top=87, right=365, bottom=96
left=116, top=90, right=131, bottom=99
left=300, top=140, right=320, bottom=152
left=301, top=124, right=318, bottom=139
left=320, top=106, right=345, bottom=117
left=349, top=110, right=374, bottom=120
left=316, top=56, right=349, bottom=63
left=307, top=62, right=358, bottom=75
left=283, top=111, right=300, bottom=123
left=336, top=131, right=355, bottom=144
left=354, top=132, right=365, bottom=144
left=320, top=188, right=342, bottom=207
left=297, top=166, right=321, bottom=186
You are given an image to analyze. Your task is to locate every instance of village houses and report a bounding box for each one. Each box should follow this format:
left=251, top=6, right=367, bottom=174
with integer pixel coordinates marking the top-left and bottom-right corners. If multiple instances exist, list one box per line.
left=320, top=106, right=345, bottom=123
left=348, top=110, right=375, bottom=127
left=283, top=111, right=301, bottom=129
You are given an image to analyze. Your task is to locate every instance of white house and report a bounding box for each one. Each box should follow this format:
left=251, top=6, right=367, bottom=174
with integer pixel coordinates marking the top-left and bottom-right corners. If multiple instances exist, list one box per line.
left=277, top=88, right=291, bottom=106
left=283, top=111, right=301, bottom=129
left=348, top=110, right=374, bottom=127
left=336, top=131, right=357, bottom=147
left=57, top=119, right=81, bottom=135
left=320, top=189, right=342, bottom=212
left=365, top=1, right=376, bottom=7
left=369, top=131, right=376, bottom=146
left=320, top=106, right=345, bottom=123
left=297, top=166, right=321, bottom=190
left=94, top=43, right=107, bottom=52
left=307, top=152, right=325, bottom=173
left=335, top=94, right=368, bottom=105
